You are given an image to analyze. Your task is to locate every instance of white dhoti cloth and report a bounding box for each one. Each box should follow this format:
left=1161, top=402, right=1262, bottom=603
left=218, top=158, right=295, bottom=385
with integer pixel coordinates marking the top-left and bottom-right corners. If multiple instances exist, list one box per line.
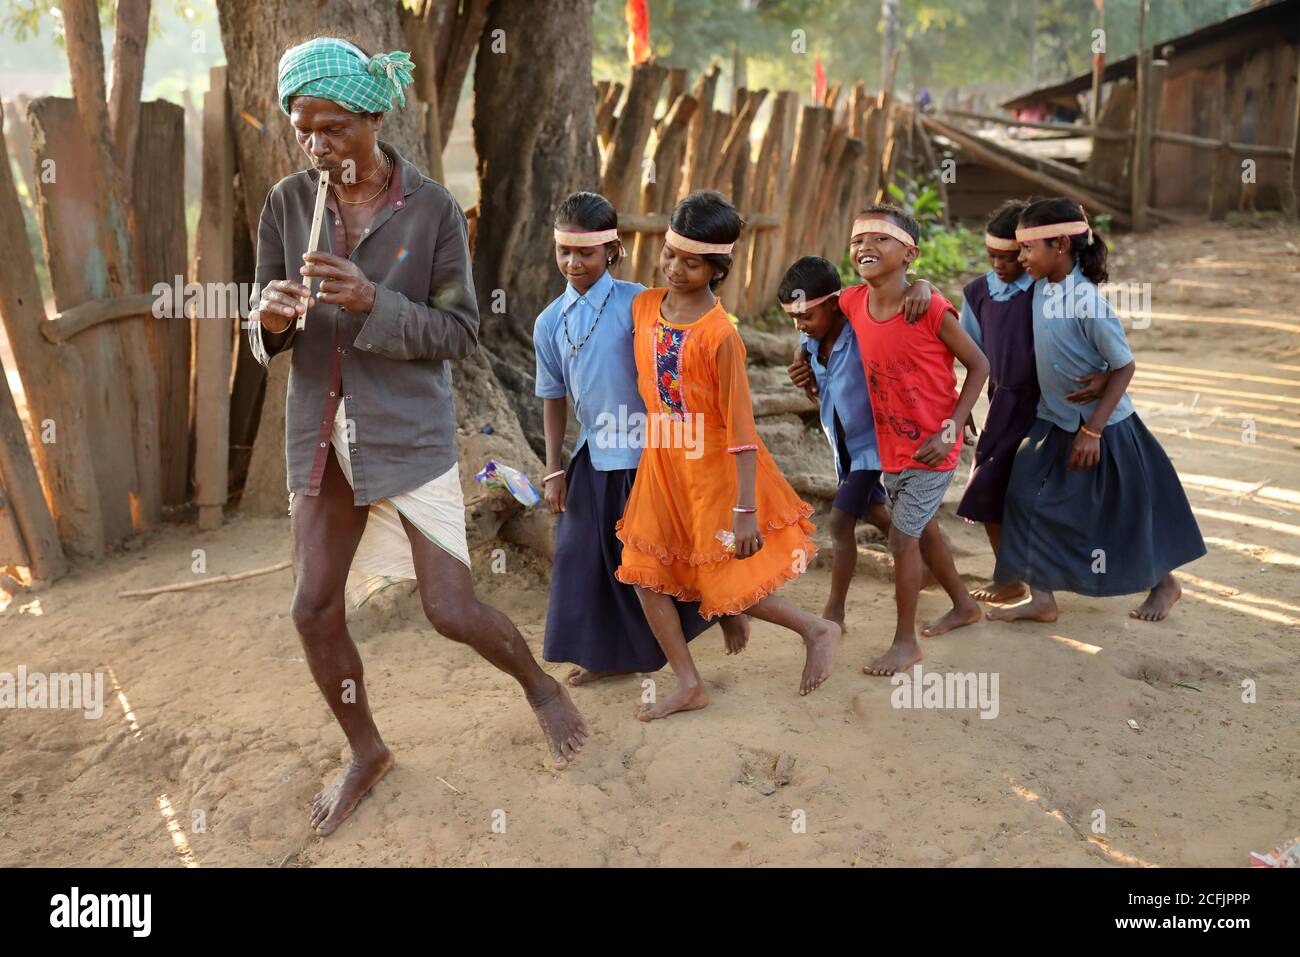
left=291, top=399, right=471, bottom=607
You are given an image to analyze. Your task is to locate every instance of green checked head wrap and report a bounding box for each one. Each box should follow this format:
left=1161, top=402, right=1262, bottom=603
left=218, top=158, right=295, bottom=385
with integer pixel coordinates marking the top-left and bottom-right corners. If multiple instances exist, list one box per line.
left=277, top=37, right=415, bottom=116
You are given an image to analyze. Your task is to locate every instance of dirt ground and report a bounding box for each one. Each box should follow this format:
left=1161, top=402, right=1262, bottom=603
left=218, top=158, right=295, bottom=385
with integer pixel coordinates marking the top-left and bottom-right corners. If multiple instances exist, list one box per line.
left=2, top=219, right=1297, bottom=867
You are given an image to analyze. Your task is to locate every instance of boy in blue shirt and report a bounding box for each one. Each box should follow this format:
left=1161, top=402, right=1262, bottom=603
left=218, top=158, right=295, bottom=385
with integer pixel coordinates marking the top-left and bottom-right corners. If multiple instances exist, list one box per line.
left=780, top=256, right=932, bottom=630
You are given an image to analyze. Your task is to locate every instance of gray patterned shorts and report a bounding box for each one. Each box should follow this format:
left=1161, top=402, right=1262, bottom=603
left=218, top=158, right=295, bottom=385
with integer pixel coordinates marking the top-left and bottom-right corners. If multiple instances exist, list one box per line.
left=882, top=468, right=956, bottom=538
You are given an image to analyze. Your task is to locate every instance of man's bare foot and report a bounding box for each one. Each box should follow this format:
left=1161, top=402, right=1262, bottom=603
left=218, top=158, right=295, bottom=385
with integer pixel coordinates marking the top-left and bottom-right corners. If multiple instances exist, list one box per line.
left=1130, top=575, right=1182, bottom=622
left=637, top=680, right=709, bottom=721
left=987, top=591, right=1059, bottom=623
left=799, top=619, right=842, bottom=695
left=528, top=678, right=589, bottom=769
left=922, top=600, right=983, bottom=637
left=720, top=614, right=751, bottom=655
left=566, top=667, right=632, bottom=686
left=971, top=579, right=1027, bottom=603
left=310, top=748, right=395, bottom=837
left=863, top=635, right=921, bottom=677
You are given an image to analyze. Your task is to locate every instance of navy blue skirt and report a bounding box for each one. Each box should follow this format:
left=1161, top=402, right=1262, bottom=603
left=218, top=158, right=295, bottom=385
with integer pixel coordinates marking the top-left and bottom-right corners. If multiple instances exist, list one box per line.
left=994, top=415, right=1206, bottom=596
left=957, top=385, right=1039, bottom=525
left=542, top=444, right=713, bottom=672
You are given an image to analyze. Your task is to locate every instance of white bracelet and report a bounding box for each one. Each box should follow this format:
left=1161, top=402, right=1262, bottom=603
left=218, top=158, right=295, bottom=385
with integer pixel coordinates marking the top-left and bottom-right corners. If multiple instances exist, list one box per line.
left=543, top=469, right=565, bottom=483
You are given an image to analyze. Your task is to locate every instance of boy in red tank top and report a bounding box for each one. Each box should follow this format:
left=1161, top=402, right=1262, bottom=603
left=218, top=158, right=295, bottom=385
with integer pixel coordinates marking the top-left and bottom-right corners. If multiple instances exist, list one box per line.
left=839, top=205, right=990, bottom=677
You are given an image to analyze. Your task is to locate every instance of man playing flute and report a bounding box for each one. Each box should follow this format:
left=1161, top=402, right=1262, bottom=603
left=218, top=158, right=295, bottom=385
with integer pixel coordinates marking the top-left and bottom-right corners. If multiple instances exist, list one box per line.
left=248, top=36, right=588, bottom=837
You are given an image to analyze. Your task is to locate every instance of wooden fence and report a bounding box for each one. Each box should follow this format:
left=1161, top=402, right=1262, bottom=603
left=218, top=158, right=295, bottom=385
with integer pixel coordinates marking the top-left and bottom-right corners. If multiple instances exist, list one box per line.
left=592, top=60, right=912, bottom=317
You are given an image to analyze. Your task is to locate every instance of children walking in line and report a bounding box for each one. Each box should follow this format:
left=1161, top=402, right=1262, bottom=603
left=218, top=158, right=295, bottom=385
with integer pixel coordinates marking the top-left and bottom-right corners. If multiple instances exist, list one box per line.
left=534, top=192, right=748, bottom=685
left=838, top=205, right=989, bottom=677
left=989, top=198, right=1205, bottom=623
left=615, top=191, right=841, bottom=719
left=778, top=256, right=934, bottom=630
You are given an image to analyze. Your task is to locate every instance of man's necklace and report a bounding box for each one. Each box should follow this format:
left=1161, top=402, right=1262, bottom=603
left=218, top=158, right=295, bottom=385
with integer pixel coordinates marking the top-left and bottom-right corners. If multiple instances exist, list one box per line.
left=562, top=283, right=614, bottom=356
left=333, top=154, right=392, bottom=205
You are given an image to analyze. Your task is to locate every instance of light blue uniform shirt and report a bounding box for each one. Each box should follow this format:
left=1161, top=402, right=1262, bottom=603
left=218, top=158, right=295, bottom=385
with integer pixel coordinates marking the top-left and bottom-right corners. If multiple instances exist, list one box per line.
left=533, top=271, right=645, bottom=471
left=958, top=270, right=1034, bottom=350
left=1032, top=264, right=1135, bottom=431
left=800, top=321, right=882, bottom=479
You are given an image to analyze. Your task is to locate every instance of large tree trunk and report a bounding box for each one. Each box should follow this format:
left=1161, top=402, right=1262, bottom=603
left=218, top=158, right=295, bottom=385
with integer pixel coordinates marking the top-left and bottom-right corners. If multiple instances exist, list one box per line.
left=471, top=0, right=598, bottom=455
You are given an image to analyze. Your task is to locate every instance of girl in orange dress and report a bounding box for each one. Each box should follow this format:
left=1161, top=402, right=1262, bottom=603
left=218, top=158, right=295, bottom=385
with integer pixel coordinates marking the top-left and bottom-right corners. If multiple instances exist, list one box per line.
left=615, top=191, right=842, bottom=720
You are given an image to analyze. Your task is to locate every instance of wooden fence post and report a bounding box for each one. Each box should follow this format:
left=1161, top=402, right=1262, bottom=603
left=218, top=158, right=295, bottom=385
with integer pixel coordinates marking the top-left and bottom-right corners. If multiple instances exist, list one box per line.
left=194, top=65, right=234, bottom=530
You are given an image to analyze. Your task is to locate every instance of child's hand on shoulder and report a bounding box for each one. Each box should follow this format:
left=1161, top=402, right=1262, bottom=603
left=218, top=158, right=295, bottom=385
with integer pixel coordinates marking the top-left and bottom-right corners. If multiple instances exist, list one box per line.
left=912, top=432, right=952, bottom=467
left=902, top=279, right=933, bottom=325
left=1068, top=431, right=1101, bottom=471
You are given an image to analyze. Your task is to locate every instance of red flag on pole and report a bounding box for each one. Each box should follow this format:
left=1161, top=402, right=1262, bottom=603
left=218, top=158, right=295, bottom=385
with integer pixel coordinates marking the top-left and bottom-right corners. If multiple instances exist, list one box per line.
left=626, top=0, right=652, bottom=65
left=812, top=57, right=827, bottom=104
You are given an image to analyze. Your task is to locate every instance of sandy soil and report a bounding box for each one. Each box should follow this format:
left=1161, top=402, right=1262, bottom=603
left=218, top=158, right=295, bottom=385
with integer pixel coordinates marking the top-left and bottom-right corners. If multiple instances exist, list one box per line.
left=2, top=219, right=1297, bottom=868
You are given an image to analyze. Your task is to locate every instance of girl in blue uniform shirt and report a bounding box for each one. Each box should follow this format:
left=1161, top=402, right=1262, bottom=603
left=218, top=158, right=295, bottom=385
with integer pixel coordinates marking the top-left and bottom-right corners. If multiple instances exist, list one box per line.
left=990, top=198, right=1205, bottom=624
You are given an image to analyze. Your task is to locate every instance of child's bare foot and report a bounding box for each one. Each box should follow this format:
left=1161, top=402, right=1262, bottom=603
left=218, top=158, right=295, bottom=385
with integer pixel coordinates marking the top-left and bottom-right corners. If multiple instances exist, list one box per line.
left=922, top=599, right=983, bottom=636
left=971, top=579, right=1027, bottom=603
left=987, top=591, right=1059, bottom=622
left=863, top=634, right=921, bottom=677
left=821, top=604, right=847, bottom=636
left=566, top=667, right=632, bottom=686
left=637, top=680, right=709, bottom=721
left=528, top=678, right=589, bottom=768
left=798, top=619, right=842, bottom=695
left=1130, top=575, right=1182, bottom=622
left=310, top=748, right=395, bottom=837
left=720, top=614, right=751, bottom=655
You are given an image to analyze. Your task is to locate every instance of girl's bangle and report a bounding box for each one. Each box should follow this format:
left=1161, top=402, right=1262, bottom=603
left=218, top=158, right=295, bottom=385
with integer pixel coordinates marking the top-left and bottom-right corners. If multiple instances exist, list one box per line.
left=733, top=505, right=757, bottom=513
left=543, top=469, right=565, bottom=483
left=1079, top=425, right=1102, bottom=440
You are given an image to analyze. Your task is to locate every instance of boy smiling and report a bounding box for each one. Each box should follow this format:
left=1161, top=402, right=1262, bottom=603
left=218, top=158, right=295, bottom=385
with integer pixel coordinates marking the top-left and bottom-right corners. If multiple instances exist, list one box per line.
left=838, top=205, right=990, bottom=677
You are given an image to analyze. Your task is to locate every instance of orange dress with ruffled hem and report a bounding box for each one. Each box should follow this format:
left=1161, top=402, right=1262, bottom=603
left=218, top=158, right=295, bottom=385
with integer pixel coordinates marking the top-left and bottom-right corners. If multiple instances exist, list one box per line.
left=615, top=288, right=817, bottom=619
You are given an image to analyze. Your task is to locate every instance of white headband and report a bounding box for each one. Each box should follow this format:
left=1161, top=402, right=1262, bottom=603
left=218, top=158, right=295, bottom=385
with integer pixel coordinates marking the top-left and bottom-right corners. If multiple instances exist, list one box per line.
left=665, top=228, right=734, bottom=256
left=781, top=291, right=837, bottom=315
left=984, top=233, right=1021, bottom=251
left=554, top=227, right=619, bottom=247
left=850, top=218, right=917, bottom=249
left=1015, top=220, right=1094, bottom=245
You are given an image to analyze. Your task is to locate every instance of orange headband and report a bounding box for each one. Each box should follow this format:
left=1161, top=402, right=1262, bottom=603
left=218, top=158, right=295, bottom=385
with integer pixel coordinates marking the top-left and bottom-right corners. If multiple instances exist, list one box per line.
left=554, top=227, right=619, bottom=247
left=1015, top=220, right=1093, bottom=245
left=664, top=228, right=735, bottom=256
left=780, top=291, right=837, bottom=315
left=851, top=218, right=917, bottom=248
left=984, top=233, right=1021, bottom=251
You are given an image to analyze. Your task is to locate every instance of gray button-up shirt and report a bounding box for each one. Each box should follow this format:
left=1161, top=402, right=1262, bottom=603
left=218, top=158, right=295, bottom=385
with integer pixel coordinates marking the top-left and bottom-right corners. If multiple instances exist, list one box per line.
left=248, top=143, right=479, bottom=505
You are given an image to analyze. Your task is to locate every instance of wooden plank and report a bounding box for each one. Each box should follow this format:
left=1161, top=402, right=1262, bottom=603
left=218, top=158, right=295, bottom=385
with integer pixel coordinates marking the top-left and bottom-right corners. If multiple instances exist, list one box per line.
left=601, top=62, right=667, bottom=215
left=753, top=91, right=799, bottom=313
left=28, top=97, right=142, bottom=544
left=0, top=350, right=65, bottom=579
left=61, top=1, right=162, bottom=530
left=133, top=100, right=190, bottom=507
left=921, top=112, right=1133, bottom=227
left=781, top=106, right=832, bottom=273
left=1151, top=128, right=1291, bottom=157
left=194, top=65, right=235, bottom=530
left=1130, top=6, right=1152, bottom=230
left=595, top=81, right=623, bottom=152
left=940, top=107, right=1132, bottom=140
left=1289, top=40, right=1300, bottom=218
left=683, top=66, right=720, bottom=194
left=2, top=97, right=37, bottom=210
left=631, top=92, right=698, bottom=286
left=240, top=351, right=289, bottom=516
left=40, top=293, right=157, bottom=343
left=662, top=68, right=687, bottom=122
left=0, top=112, right=104, bottom=558
left=1085, top=79, right=1136, bottom=189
